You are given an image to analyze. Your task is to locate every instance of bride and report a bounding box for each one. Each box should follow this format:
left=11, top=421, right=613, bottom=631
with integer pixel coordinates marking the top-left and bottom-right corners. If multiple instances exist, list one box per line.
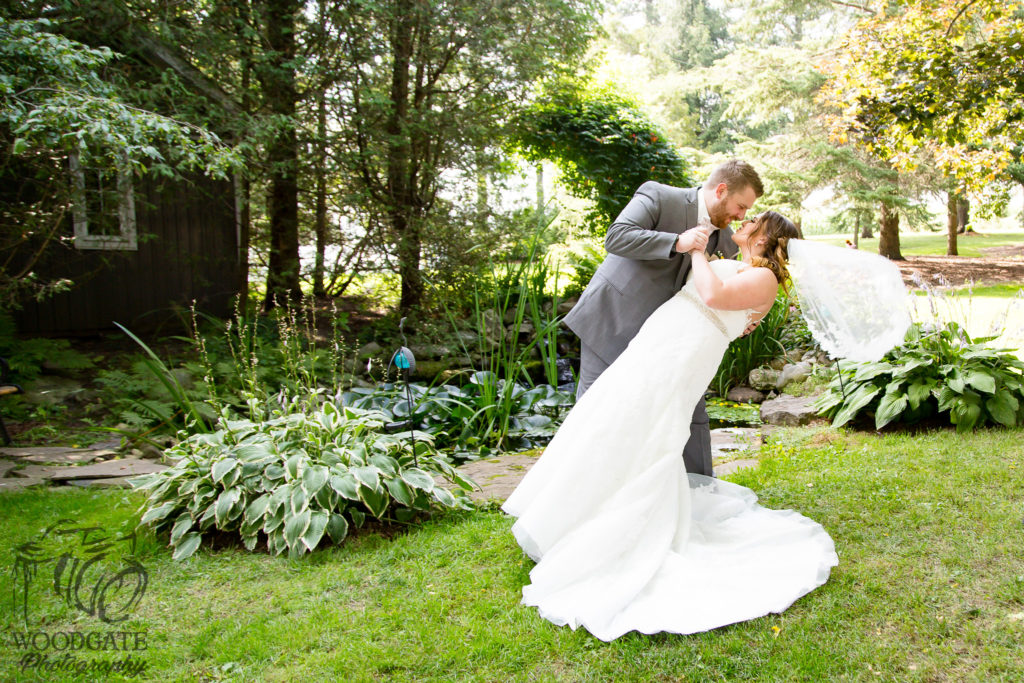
left=502, top=211, right=838, bottom=641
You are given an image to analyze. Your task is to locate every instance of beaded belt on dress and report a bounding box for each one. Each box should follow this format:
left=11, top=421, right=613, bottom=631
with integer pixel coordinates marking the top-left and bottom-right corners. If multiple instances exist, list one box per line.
left=679, top=288, right=728, bottom=337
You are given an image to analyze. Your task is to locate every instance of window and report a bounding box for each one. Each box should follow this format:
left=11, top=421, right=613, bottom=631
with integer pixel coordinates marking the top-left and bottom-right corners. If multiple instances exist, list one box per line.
left=70, top=150, right=137, bottom=251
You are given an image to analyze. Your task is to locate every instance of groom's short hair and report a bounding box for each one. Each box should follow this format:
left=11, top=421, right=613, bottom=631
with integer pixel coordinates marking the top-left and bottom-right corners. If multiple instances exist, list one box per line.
left=708, top=160, right=764, bottom=198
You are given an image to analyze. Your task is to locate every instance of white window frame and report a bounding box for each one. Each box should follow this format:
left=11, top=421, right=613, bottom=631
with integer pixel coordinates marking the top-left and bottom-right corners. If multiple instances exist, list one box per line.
left=70, top=150, right=138, bottom=251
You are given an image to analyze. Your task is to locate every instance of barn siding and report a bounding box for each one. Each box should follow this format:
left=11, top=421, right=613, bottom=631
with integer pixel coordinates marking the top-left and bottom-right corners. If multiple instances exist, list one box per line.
left=13, top=174, right=240, bottom=335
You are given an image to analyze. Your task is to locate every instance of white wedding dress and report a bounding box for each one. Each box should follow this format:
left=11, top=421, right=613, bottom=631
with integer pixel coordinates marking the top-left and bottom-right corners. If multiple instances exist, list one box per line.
left=502, top=258, right=838, bottom=641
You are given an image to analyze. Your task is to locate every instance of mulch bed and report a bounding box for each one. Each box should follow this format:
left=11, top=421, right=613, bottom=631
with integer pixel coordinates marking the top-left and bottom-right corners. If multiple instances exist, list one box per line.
left=894, top=243, right=1024, bottom=289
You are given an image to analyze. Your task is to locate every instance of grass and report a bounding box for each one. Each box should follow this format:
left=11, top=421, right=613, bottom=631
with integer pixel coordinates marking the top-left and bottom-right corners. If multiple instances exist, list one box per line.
left=3, top=426, right=1024, bottom=681
left=809, top=229, right=1024, bottom=259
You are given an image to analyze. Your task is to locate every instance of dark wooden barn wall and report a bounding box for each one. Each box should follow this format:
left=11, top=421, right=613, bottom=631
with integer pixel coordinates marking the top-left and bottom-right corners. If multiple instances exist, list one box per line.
left=14, top=174, right=240, bottom=335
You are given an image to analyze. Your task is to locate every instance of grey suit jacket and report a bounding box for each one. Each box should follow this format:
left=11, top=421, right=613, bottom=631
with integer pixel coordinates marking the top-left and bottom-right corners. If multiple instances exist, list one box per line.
left=564, top=181, right=739, bottom=364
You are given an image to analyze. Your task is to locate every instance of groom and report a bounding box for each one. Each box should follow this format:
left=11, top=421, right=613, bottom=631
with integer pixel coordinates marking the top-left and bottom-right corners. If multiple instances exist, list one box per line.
left=564, top=159, right=764, bottom=477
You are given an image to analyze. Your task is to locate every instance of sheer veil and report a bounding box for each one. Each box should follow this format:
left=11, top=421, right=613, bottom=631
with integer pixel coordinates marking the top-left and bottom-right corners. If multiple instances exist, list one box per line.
left=786, top=239, right=911, bottom=362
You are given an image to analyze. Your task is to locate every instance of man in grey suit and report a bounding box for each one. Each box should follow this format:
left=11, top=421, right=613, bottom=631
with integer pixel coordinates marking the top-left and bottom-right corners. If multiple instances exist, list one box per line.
left=563, top=159, right=765, bottom=477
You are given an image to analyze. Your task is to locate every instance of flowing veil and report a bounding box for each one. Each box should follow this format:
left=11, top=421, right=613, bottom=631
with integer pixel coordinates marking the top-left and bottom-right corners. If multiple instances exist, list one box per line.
left=786, top=239, right=911, bottom=362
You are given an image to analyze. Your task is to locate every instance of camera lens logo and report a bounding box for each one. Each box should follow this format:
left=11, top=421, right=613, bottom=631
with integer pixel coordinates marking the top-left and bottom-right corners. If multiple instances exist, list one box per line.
left=11, top=519, right=148, bottom=626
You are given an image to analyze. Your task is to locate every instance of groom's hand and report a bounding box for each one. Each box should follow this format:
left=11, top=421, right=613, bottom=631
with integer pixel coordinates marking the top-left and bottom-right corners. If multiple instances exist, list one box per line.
left=675, top=224, right=711, bottom=254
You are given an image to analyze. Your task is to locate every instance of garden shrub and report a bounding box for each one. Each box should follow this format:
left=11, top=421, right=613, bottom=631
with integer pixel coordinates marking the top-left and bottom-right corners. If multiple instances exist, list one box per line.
left=814, top=321, right=1024, bottom=432
left=131, top=402, right=474, bottom=560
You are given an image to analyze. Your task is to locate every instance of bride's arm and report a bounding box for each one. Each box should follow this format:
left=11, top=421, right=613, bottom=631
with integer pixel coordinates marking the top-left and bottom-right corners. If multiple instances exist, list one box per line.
left=689, top=251, right=778, bottom=311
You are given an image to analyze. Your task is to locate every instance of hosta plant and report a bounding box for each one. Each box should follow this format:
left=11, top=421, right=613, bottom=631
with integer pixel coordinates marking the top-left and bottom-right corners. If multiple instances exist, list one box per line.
left=129, top=403, right=475, bottom=560
left=814, top=321, right=1024, bottom=432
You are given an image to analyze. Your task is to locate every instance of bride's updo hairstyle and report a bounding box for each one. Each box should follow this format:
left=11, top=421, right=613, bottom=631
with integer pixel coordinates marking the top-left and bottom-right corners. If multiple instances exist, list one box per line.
left=748, top=211, right=801, bottom=290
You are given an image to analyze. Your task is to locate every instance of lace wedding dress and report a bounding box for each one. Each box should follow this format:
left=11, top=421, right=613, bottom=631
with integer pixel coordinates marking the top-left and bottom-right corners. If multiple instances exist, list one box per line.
left=502, top=258, right=838, bottom=641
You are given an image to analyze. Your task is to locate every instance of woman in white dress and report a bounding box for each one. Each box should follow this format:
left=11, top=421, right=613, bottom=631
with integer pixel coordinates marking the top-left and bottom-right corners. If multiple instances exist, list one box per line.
left=502, top=211, right=838, bottom=641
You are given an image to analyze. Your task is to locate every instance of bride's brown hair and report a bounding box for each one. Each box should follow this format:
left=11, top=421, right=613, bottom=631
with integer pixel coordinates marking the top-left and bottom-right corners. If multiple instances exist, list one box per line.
left=747, top=211, right=801, bottom=291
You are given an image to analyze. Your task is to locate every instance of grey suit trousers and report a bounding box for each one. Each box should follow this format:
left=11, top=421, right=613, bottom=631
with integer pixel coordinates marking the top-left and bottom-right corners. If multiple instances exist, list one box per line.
left=576, top=342, right=714, bottom=478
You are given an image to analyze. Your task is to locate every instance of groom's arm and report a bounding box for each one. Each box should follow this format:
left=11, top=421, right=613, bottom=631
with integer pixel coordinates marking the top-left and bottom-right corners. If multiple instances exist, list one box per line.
left=605, top=182, right=689, bottom=260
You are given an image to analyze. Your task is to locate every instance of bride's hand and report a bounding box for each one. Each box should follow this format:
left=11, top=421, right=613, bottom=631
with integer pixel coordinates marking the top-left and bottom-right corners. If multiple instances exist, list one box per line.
left=675, top=224, right=711, bottom=254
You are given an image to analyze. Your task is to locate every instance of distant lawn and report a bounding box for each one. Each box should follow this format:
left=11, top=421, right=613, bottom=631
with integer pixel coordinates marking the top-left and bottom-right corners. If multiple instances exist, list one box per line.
left=3, top=427, right=1024, bottom=681
left=809, top=229, right=1024, bottom=258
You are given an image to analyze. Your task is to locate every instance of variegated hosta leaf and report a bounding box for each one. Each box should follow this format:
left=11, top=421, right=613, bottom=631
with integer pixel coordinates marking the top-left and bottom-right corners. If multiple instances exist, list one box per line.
left=326, top=514, right=349, bottom=544
left=302, top=510, right=330, bottom=551
left=302, top=465, right=329, bottom=495
left=329, top=473, right=360, bottom=501
left=172, top=532, right=202, bottom=561
left=284, top=509, right=311, bottom=549
left=360, top=485, right=389, bottom=519
left=401, top=468, right=435, bottom=492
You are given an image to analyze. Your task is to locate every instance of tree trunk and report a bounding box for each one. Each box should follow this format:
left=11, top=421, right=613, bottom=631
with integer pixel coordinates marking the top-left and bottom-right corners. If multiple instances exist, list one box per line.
left=946, top=191, right=959, bottom=256
left=387, top=0, right=421, bottom=315
left=234, top=173, right=250, bottom=312
left=878, top=202, right=903, bottom=260
left=861, top=212, right=873, bottom=239
left=313, top=82, right=328, bottom=299
left=852, top=210, right=860, bottom=249
left=957, top=198, right=970, bottom=234
left=259, top=0, right=302, bottom=311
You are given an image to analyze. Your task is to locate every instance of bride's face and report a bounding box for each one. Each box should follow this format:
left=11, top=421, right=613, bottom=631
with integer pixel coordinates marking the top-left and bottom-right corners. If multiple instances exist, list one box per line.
left=731, top=217, right=766, bottom=256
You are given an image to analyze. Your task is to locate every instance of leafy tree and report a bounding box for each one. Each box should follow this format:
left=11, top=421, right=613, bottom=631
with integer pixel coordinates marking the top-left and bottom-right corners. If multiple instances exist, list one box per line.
left=513, top=81, right=691, bottom=235
left=323, top=0, right=599, bottom=315
left=818, top=0, right=1024, bottom=192
left=0, top=16, right=237, bottom=307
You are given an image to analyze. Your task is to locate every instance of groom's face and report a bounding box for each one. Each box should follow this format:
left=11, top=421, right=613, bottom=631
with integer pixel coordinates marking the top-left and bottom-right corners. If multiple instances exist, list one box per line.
left=708, top=183, right=757, bottom=229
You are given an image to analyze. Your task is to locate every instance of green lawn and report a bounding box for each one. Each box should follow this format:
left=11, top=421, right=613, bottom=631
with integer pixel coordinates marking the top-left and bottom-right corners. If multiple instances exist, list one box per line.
left=809, top=229, right=1024, bottom=259
left=3, top=427, right=1024, bottom=681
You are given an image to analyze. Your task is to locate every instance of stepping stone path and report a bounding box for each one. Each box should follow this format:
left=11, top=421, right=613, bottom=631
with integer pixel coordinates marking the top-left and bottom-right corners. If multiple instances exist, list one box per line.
left=0, top=444, right=168, bottom=492
left=455, top=427, right=768, bottom=503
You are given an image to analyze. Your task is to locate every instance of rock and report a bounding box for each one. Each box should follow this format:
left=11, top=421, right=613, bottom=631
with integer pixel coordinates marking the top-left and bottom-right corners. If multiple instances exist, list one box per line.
left=41, top=458, right=168, bottom=481
left=516, top=320, right=535, bottom=336
left=769, top=358, right=787, bottom=371
left=777, top=361, right=813, bottom=390
left=357, top=341, right=383, bottom=360
left=0, top=459, right=16, bottom=477
left=137, top=444, right=165, bottom=461
left=726, top=386, right=766, bottom=404
left=414, top=344, right=452, bottom=360
left=748, top=368, right=781, bottom=392
left=557, top=297, right=579, bottom=315
left=448, top=452, right=541, bottom=503
left=456, top=330, right=477, bottom=345
left=22, top=376, right=86, bottom=406
left=711, top=427, right=761, bottom=458
left=759, top=395, right=821, bottom=426
left=0, top=477, right=47, bottom=490
left=785, top=349, right=804, bottom=364
left=482, top=310, right=505, bottom=345
left=19, top=449, right=113, bottom=465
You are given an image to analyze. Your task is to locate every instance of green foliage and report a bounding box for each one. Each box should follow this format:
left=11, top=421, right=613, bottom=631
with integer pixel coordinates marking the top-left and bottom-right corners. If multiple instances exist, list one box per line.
left=130, top=402, right=474, bottom=560
left=818, top=0, right=1024, bottom=191
left=705, top=396, right=760, bottom=425
left=814, top=321, right=1024, bottom=432
left=514, top=80, right=691, bottom=233
left=711, top=288, right=795, bottom=395
left=562, top=240, right=605, bottom=299
left=341, top=378, right=574, bottom=459
left=0, top=312, right=93, bottom=381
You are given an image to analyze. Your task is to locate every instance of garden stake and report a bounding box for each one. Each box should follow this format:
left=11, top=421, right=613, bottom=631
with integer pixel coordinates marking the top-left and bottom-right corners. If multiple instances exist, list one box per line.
left=390, top=317, right=419, bottom=468
left=835, top=358, right=848, bottom=401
